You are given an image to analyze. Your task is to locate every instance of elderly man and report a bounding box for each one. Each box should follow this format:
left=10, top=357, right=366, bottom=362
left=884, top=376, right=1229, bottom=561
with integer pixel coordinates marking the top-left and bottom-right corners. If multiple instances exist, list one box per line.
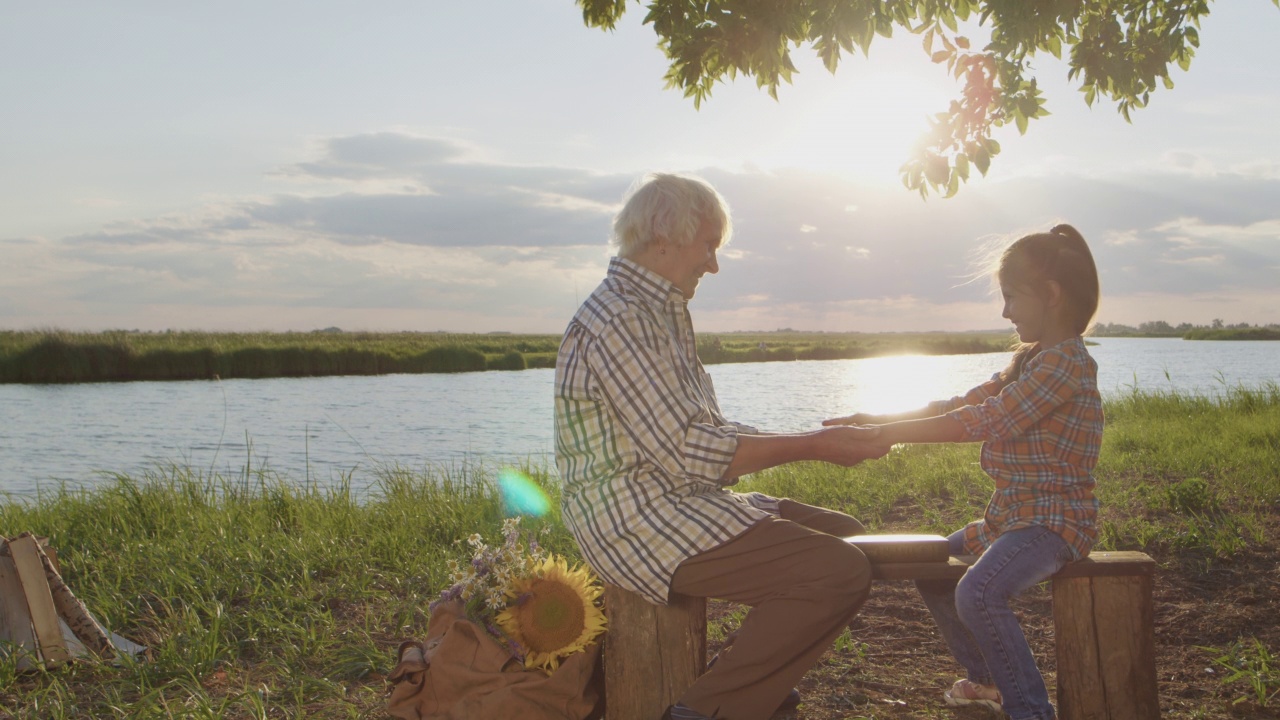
left=554, top=173, right=888, bottom=720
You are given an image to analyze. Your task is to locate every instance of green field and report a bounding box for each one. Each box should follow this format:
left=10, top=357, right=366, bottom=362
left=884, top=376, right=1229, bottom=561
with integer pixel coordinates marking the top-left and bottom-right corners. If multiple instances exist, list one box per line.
left=1, top=385, right=1277, bottom=717
left=0, top=330, right=1012, bottom=384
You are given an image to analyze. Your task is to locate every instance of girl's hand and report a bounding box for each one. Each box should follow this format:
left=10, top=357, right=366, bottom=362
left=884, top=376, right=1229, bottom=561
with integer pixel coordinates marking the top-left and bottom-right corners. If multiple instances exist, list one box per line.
left=822, top=412, right=878, bottom=427
left=813, top=425, right=889, bottom=466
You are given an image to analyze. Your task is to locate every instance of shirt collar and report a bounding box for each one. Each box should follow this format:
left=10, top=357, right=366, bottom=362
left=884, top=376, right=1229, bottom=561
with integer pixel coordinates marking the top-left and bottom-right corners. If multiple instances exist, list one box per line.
left=608, top=256, right=685, bottom=308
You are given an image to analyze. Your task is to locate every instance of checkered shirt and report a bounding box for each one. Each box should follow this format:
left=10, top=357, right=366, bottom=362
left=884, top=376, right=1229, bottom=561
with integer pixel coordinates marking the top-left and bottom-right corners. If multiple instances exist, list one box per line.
left=554, top=257, right=780, bottom=605
left=936, top=336, right=1103, bottom=559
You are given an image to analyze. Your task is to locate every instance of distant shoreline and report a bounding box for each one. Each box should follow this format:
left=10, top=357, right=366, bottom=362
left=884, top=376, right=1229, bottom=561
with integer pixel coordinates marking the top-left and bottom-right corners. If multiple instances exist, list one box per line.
left=0, top=329, right=1012, bottom=385
left=1, top=328, right=1274, bottom=385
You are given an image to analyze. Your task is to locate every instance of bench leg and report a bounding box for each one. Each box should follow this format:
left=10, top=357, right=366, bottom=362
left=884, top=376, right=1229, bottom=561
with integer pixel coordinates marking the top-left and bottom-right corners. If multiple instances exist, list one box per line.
left=603, top=586, right=707, bottom=720
left=1052, top=574, right=1159, bottom=720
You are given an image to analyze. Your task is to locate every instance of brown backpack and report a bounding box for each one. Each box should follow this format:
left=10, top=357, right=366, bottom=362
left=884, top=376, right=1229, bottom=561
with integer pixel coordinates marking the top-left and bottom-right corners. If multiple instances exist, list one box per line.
left=387, top=600, right=603, bottom=720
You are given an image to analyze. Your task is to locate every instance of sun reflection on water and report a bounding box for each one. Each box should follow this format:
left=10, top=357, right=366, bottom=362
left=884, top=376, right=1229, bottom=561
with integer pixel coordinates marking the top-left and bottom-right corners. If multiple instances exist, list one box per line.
left=839, top=354, right=967, bottom=415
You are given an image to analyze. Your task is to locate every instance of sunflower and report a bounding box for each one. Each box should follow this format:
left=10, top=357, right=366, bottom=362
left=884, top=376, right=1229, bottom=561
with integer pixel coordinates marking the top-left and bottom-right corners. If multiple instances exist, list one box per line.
left=496, top=554, right=607, bottom=672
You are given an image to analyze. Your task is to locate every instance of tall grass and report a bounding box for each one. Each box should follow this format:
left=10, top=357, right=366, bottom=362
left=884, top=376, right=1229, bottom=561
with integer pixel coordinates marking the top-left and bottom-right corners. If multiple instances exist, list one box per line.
left=1, top=387, right=1276, bottom=716
left=0, top=330, right=530, bottom=383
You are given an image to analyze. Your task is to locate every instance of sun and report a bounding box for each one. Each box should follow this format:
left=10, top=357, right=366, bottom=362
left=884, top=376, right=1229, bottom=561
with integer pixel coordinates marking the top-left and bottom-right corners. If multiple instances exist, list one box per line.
left=496, top=555, right=607, bottom=672
left=758, top=64, right=954, bottom=185
left=842, top=354, right=955, bottom=415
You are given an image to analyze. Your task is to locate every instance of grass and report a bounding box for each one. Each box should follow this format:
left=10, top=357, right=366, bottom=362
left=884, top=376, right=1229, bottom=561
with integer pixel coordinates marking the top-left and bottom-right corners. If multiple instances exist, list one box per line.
left=1199, top=638, right=1280, bottom=708
left=1182, top=327, right=1280, bottom=341
left=1, top=385, right=1277, bottom=717
left=0, top=329, right=1012, bottom=384
left=0, top=330, right=554, bottom=383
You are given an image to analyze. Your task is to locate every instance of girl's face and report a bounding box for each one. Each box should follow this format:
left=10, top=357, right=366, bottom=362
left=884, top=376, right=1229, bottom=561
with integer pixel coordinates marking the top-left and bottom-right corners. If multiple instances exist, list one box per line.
left=1000, top=279, right=1050, bottom=344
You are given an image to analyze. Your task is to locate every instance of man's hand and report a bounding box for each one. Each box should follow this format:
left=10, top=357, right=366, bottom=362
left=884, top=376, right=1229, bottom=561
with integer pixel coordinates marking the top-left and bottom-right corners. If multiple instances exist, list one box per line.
left=811, top=425, right=891, bottom=466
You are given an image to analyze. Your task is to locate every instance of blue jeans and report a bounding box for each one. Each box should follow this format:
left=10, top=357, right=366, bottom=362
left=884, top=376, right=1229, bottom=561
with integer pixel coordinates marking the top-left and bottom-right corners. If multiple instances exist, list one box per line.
left=916, top=526, right=1075, bottom=720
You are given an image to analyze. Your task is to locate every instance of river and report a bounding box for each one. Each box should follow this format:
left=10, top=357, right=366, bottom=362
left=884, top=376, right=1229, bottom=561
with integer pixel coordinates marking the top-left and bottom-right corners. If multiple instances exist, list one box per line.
left=1, top=337, right=1275, bottom=497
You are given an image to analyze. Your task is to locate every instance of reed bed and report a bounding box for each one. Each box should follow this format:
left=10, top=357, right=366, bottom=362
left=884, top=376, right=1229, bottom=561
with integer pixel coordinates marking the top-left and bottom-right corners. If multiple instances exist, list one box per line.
left=1, top=386, right=1276, bottom=717
left=0, top=330, right=1011, bottom=384
left=1181, top=327, right=1280, bottom=341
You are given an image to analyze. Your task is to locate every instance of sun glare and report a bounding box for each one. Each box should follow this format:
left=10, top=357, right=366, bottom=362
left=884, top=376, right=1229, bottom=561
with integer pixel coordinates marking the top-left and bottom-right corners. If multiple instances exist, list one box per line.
left=841, top=354, right=958, bottom=415
left=764, top=69, right=949, bottom=184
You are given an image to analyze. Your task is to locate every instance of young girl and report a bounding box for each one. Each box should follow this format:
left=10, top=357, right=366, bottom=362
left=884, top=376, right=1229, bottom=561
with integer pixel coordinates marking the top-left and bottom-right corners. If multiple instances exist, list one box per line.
left=826, top=224, right=1103, bottom=720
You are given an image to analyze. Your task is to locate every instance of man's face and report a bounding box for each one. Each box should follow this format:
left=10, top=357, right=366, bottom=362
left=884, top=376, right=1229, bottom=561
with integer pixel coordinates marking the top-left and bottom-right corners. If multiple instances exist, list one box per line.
left=666, top=218, right=723, bottom=300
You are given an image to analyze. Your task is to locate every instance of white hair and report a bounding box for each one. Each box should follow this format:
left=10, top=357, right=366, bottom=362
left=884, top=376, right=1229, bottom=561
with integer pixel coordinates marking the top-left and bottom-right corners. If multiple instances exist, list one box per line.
left=611, top=173, right=732, bottom=258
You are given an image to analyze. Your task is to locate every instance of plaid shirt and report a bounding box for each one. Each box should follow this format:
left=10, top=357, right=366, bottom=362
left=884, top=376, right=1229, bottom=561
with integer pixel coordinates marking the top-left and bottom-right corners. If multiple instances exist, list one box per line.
left=554, top=257, right=780, bottom=605
left=936, top=336, right=1103, bottom=559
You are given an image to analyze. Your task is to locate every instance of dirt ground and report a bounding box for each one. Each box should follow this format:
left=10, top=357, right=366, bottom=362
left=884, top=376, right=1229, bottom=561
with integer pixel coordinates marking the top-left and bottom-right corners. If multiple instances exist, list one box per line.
left=704, top=542, right=1280, bottom=720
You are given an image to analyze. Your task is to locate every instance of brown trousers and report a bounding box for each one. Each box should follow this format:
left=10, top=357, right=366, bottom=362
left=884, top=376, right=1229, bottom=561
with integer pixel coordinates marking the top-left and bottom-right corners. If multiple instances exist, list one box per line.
left=669, top=500, right=872, bottom=720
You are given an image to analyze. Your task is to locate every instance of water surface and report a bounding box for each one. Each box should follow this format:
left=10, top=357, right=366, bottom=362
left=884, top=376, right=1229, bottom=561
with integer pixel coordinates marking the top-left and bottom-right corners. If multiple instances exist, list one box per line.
left=1, top=337, right=1274, bottom=497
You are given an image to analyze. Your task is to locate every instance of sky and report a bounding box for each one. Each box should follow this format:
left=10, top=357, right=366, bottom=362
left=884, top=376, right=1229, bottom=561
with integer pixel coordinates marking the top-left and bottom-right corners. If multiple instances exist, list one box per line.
left=2, top=1, right=1279, bottom=335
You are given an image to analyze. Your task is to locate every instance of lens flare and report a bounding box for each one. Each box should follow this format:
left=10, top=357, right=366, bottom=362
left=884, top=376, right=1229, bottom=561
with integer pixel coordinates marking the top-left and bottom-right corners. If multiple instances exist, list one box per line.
left=498, top=469, right=551, bottom=517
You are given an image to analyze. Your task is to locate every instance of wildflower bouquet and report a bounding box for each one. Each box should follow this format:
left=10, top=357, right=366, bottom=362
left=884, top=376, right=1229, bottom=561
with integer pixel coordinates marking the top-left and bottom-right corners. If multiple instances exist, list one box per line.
left=434, top=517, right=607, bottom=672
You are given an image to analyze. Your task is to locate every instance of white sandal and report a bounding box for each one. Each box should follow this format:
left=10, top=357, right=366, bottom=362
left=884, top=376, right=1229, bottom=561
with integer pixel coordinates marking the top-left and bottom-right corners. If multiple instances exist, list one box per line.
left=943, top=678, right=1003, bottom=712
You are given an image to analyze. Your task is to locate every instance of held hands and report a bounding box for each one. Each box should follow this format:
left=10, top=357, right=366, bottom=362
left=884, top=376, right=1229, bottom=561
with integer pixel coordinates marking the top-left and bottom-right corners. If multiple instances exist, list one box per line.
left=813, top=425, right=891, bottom=466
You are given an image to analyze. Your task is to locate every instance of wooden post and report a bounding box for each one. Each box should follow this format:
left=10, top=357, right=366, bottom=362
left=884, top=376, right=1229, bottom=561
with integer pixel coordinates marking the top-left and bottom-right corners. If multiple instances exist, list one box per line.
left=1053, top=572, right=1159, bottom=720
left=603, top=586, right=707, bottom=720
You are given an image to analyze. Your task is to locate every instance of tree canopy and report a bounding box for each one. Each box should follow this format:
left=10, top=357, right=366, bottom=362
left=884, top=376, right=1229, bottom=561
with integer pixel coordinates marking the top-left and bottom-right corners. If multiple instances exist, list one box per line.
left=576, top=0, right=1279, bottom=197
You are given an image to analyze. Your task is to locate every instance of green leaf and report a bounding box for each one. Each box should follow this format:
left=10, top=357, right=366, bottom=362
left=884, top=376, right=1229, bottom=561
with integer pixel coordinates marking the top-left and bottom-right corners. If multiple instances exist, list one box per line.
left=924, top=153, right=950, bottom=186
left=1046, top=35, right=1062, bottom=59
left=945, top=170, right=961, bottom=198
left=955, top=152, right=970, bottom=181
left=973, top=147, right=990, bottom=175
left=931, top=50, right=950, bottom=63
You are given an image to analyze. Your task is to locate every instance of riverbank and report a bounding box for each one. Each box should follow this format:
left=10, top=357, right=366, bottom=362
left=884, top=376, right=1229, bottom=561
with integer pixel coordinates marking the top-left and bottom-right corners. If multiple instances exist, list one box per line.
left=1, top=386, right=1276, bottom=717
left=0, top=330, right=1012, bottom=384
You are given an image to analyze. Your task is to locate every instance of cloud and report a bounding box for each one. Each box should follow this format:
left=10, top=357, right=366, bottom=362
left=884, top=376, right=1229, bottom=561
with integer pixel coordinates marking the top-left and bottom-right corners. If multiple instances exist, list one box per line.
left=4, top=132, right=1280, bottom=332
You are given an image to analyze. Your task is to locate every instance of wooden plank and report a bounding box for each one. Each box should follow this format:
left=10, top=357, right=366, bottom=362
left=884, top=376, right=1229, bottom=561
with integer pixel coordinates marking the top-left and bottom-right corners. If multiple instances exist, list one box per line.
left=603, top=586, right=706, bottom=720
left=0, top=554, right=40, bottom=671
left=29, top=540, right=115, bottom=658
left=1053, top=552, right=1156, bottom=579
left=872, top=557, right=970, bottom=582
left=845, top=534, right=950, bottom=564
left=9, top=535, right=71, bottom=665
left=871, top=551, right=1155, bottom=582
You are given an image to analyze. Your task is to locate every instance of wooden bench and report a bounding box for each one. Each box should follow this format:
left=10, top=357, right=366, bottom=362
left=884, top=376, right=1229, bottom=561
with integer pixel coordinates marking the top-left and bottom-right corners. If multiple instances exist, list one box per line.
left=603, top=542, right=1158, bottom=720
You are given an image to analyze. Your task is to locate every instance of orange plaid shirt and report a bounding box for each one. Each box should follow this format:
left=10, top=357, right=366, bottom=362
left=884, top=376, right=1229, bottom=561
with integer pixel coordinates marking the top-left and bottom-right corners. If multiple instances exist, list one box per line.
left=935, top=336, right=1103, bottom=559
